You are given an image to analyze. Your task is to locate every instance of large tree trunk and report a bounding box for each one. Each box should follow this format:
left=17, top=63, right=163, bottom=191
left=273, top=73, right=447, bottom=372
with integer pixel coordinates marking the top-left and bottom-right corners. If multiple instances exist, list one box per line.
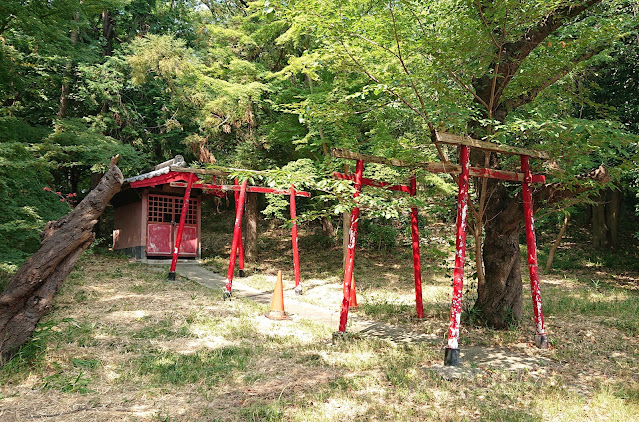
left=100, top=9, right=115, bottom=115
left=590, top=188, right=622, bottom=249
left=321, top=216, right=334, bottom=237
left=605, top=189, right=621, bottom=249
left=474, top=183, right=523, bottom=328
left=101, top=9, right=115, bottom=57
left=243, top=192, right=258, bottom=262
left=0, top=164, right=123, bottom=364
left=465, top=0, right=603, bottom=330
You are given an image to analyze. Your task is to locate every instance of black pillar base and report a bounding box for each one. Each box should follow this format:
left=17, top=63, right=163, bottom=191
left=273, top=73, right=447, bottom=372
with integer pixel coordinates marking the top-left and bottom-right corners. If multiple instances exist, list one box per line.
left=168, top=271, right=176, bottom=281
left=332, top=331, right=345, bottom=343
left=535, top=334, right=549, bottom=349
left=239, top=269, right=246, bottom=278
left=444, top=347, right=460, bottom=366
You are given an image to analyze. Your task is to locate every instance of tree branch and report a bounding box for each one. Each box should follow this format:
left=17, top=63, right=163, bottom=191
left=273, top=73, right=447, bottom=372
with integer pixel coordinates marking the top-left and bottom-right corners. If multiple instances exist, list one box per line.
left=501, top=164, right=609, bottom=233
left=404, top=3, right=491, bottom=110
left=475, top=0, right=501, bottom=49
left=475, top=0, right=602, bottom=114
left=388, top=1, right=432, bottom=130
left=337, top=39, right=428, bottom=121
left=504, top=48, right=600, bottom=112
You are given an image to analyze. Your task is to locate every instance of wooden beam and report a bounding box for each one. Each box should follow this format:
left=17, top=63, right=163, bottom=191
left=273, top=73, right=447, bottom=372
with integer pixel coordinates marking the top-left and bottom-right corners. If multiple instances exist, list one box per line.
left=426, top=163, right=545, bottom=183
left=170, top=166, right=272, bottom=176
left=331, top=148, right=416, bottom=167
left=220, top=185, right=311, bottom=197
left=169, top=166, right=230, bottom=177
left=435, top=132, right=550, bottom=160
left=332, top=148, right=544, bottom=182
left=155, top=155, right=185, bottom=171
left=333, top=173, right=412, bottom=193
left=169, top=182, right=311, bottom=197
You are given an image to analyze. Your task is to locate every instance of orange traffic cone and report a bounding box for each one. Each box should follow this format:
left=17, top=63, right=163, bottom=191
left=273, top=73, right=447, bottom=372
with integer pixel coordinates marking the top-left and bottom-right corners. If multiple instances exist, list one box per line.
left=266, top=271, right=288, bottom=320
left=349, top=274, right=358, bottom=310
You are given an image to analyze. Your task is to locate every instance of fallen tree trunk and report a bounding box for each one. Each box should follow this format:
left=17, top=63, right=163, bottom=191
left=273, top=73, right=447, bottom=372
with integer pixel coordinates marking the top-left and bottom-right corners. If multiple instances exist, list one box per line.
left=0, top=163, right=123, bottom=364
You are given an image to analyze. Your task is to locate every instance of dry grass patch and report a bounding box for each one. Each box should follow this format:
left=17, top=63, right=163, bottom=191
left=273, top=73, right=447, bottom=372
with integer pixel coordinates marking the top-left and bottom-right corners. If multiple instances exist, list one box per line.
left=0, top=253, right=340, bottom=421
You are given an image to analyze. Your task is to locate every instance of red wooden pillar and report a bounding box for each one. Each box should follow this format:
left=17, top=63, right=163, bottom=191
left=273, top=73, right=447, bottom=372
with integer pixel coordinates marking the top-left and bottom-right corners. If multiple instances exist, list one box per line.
left=409, top=175, right=424, bottom=319
left=234, top=179, right=246, bottom=277
left=168, top=172, right=195, bottom=280
left=290, top=185, right=302, bottom=294
left=338, top=159, right=364, bottom=333
left=521, top=155, right=548, bottom=348
left=445, top=145, right=470, bottom=366
left=225, top=179, right=248, bottom=298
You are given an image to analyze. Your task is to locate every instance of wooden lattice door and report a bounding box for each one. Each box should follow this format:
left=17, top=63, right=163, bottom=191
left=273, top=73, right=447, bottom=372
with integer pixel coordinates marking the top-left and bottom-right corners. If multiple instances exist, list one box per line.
left=146, top=194, right=199, bottom=257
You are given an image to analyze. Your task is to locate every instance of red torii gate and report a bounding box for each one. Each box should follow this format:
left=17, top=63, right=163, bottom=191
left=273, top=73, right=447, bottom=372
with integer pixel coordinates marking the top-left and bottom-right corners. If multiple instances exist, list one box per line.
left=218, top=178, right=310, bottom=298
left=333, top=131, right=549, bottom=367
left=130, top=166, right=310, bottom=291
left=331, top=152, right=425, bottom=331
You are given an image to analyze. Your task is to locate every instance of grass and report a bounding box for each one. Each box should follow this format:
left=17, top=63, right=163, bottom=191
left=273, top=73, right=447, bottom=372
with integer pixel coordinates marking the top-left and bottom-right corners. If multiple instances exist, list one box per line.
left=0, top=208, right=638, bottom=420
left=134, top=346, right=253, bottom=386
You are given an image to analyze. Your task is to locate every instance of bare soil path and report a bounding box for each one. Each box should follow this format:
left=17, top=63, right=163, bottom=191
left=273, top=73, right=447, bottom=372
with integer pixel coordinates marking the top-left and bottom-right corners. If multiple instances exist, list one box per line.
left=166, top=260, right=550, bottom=376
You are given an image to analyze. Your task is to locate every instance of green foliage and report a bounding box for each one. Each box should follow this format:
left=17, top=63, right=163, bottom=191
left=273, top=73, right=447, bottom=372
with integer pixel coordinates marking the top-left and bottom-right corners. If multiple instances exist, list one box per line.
left=1, top=0, right=638, bottom=281
left=358, top=219, right=397, bottom=251
left=42, top=118, right=147, bottom=176
left=585, top=33, right=639, bottom=134
left=493, top=117, right=639, bottom=184
left=0, top=116, right=143, bottom=267
left=0, top=119, right=71, bottom=265
left=41, top=370, right=95, bottom=394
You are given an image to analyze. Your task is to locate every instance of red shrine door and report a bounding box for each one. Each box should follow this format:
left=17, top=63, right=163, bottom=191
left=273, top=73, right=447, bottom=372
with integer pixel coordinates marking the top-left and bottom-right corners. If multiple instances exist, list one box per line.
left=146, top=194, right=199, bottom=257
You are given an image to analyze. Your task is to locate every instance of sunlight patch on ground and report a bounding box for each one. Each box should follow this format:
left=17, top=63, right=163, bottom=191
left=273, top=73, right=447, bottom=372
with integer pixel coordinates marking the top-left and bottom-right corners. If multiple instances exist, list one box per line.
left=104, top=309, right=147, bottom=321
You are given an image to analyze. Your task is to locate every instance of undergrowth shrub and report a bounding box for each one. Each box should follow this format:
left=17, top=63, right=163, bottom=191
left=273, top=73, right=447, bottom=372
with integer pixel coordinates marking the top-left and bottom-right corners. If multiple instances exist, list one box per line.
left=358, top=219, right=398, bottom=251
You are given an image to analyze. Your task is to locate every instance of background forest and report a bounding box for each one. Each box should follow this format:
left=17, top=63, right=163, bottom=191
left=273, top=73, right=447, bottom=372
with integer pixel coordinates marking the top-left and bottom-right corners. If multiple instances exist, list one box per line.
left=1, top=0, right=638, bottom=289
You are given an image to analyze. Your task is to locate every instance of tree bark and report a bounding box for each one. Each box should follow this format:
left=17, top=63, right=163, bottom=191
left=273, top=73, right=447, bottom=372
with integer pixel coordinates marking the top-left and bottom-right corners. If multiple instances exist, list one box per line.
left=244, top=192, right=258, bottom=262
left=0, top=165, right=123, bottom=364
left=101, top=9, right=115, bottom=57
left=591, top=191, right=608, bottom=249
left=590, top=188, right=622, bottom=249
left=474, top=183, right=523, bottom=328
left=58, top=13, right=79, bottom=119
left=321, top=216, right=334, bottom=237
left=100, top=9, right=115, bottom=115
left=545, top=212, right=569, bottom=274
left=467, top=1, right=604, bottom=328
left=605, top=188, right=621, bottom=249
